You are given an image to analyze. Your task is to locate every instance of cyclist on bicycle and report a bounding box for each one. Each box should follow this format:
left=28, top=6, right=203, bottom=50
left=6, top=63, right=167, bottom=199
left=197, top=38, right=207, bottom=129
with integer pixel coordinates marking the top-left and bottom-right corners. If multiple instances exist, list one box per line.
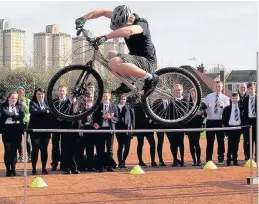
left=75, top=5, right=159, bottom=97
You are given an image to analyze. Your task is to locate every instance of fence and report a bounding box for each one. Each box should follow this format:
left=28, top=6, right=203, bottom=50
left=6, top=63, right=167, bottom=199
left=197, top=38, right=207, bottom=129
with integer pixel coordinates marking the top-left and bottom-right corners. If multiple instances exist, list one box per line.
left=21, top=125, right=257, bottom=204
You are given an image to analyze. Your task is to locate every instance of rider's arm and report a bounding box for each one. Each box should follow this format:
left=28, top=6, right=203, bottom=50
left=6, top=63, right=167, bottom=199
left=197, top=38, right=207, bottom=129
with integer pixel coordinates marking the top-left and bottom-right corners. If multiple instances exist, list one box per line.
left=105, top=25, right=143, bottom=39
left=83, top=9, right=112, bottom=20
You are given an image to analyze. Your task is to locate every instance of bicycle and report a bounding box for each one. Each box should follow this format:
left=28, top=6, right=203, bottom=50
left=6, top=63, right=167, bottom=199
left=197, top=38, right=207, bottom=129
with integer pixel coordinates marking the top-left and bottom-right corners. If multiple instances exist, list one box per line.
left=47, top=25, right=202, bottom=127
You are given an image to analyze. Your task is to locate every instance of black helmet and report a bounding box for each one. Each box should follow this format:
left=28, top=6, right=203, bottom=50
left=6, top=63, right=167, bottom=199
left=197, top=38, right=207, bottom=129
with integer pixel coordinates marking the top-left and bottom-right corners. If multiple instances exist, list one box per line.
left=110, top=5, right=132, bottom=30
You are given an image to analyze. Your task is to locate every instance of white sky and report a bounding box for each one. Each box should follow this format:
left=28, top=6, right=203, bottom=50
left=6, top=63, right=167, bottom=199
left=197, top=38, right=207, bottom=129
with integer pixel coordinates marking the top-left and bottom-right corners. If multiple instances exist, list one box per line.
left=0, top=1, right=257, bottom=70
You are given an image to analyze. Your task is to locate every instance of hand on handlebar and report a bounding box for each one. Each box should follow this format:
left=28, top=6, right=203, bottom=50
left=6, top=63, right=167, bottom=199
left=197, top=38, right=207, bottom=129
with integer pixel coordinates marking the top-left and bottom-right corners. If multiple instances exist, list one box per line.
left=75, top=16, right=86, bottom=30
left=95, top=36, right=107, bottom=46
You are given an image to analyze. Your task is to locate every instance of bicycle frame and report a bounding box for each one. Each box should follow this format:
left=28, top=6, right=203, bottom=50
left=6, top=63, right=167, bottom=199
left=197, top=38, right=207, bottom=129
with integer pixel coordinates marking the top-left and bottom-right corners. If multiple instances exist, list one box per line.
left=90, top=49, right=142, bottom=97
left=79, top=28, right=172, bottom=99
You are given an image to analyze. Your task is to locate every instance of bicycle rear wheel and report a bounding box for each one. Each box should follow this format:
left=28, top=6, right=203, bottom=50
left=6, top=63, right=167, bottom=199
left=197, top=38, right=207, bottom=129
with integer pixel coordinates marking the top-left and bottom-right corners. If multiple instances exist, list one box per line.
left=47, top=64, right=104, bottom=121
left=141, top=67, right=202, bottom=127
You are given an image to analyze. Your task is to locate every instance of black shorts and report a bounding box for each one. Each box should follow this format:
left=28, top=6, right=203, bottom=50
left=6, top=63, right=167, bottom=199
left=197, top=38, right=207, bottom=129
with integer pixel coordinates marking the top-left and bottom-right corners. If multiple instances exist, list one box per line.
left=118, top=53, right=155, bottom=73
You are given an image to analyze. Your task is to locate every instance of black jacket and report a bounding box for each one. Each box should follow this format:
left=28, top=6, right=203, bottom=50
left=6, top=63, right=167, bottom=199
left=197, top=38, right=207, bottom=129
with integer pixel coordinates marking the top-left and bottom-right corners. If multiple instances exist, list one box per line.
left=92, top=103, right=119, bottom=131
left=0, top=102, right=25, bottom=133
left=242, top=95, right=257, bottom=125
left=28, top=100, right=56, bottom=129
left=116, top=104, right=135, bottom=135
left=222, top=104, right=243, bottom=127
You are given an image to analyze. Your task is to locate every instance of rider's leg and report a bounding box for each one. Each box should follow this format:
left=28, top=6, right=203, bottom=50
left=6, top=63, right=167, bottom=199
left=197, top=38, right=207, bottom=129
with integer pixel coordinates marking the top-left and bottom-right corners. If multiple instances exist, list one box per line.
left=107, top=53, right=159, bottom=96
left=108, top=57, right=149, bottom=78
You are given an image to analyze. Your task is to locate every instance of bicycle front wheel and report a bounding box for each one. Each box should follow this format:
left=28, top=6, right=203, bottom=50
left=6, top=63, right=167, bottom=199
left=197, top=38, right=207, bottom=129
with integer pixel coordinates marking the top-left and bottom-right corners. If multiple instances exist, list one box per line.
left=47, top=64, right=104, bottom=121
left=141, top=67, right=202, bottom=127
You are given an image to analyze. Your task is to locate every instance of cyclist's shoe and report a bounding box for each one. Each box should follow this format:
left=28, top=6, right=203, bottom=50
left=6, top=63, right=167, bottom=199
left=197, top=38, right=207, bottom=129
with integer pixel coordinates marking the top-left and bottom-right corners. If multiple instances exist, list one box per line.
left=111, top=83, right=131, bottom=96
left=143, top=74, right=159, bottom=97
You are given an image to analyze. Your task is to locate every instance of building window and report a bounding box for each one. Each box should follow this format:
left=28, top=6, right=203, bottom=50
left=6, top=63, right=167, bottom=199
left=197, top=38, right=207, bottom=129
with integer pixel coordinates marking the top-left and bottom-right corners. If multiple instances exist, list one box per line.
left=227, top=84, right=232, bottom=91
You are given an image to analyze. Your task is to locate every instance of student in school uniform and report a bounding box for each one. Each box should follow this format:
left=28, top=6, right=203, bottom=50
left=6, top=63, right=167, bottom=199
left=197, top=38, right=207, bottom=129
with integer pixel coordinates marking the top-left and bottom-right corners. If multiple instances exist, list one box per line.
left=222, top=92, right=242, bottom=166
left=77, top=92, right=96, bottom=172
left=92, top=90, right=119, bottom=172
left=242, top=82, right=257, bottom=160
left=133, top=101, right=158, bottom=167
left=151, top=98, right=168, bottom=166
left=16, top=86, right=31, bottom=163
left=0, top=91, right=24, bottom=176
left=187, top=88, right=206, bottom=166
left=29, top=88, right=56, bottom=175
left=115, top=94, right=135, bottom=168
left=167, top=84, right=188, bottom=167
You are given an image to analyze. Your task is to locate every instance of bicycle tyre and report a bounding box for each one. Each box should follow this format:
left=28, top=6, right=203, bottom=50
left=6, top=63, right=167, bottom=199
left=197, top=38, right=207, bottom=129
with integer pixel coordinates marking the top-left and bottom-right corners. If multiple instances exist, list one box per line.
left=141, top=67, right=202, bottom=127
left=47, top=64, right=104, bottom=121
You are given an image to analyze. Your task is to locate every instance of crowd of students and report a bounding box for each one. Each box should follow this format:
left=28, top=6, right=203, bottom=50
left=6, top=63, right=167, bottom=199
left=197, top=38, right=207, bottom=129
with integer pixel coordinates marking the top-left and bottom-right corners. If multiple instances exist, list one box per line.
left=0, top=81, right=256, bottom=177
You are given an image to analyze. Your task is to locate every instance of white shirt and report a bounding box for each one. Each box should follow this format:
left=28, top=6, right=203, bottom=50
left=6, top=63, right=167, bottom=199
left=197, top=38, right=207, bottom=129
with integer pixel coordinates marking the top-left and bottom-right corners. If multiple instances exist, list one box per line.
left=38, top=100, right=45, bottom=110
left=162, top=99, right=168, bottom=109
left=248, top=95, right=256, bottom=118
left=102, top=103, right=110, bottom=127
left=229, top=104, right=241, bottom=126
left=5, top=104, right=19, bottom=124
left=117, top=104, right=124, bottom=112
left=204, top=92, right=230, bottom=120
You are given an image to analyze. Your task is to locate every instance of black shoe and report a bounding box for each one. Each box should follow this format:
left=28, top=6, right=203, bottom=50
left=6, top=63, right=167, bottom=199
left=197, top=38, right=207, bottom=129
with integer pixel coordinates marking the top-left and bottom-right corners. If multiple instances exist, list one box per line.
left=72, top=170, right=80, bottom=174
left=233, top=161, right=240, bottom=166
left=192, top=162, right=197, bottom=166
left=227, top=160, right=231, bottom=166
left=6, top=170, right=11, bottom=177
left=42, top=169, right=49, bottom=175
left=143, top=74, right=159, bottom=97
left=151, top=162, right=159, bottom=167
left=111, top=83, right=131, bottom=96
left=172, top=162, right=179, bottom=167
left=66, top=169, right=72, bottom=175
left=138, top=161, right=147, bottom=167
left=118, top=163, right=123, bottom=168
left=87, top=168, right=96, bottom=172
left=11, top=170, right=19, bottom=176
left=28, top=155, right=32, bottom=163
left=98, top=168, right=105, bottom=173
left=122, top=164, right=127, bottom=168
left=180, top=161, right=185, bottom=167
left=107, top=167, right=115, bottom=172
left=32, top=169, right=37, bottom=175
left=196, top=161, right=202, bottom=166
left=159, top=161, right=166, bottom=167
left=217, top=160, right=224, bottom=165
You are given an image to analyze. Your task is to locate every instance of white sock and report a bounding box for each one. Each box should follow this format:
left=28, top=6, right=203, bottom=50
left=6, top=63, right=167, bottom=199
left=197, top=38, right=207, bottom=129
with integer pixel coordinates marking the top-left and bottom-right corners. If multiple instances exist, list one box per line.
left=144, top=73, right=153, bottom=80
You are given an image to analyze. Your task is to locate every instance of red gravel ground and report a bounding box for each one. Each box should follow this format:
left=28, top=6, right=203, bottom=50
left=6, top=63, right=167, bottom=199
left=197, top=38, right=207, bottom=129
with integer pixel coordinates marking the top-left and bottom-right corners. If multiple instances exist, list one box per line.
left=0, top=135, right=257, bottom=204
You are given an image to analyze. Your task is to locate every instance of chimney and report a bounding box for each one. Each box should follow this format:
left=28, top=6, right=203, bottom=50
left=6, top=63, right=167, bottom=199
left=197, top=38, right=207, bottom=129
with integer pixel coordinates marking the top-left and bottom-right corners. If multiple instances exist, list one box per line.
left=220, top=70, right=226, bottom=94
left=197, top=63, right=204, bottom=73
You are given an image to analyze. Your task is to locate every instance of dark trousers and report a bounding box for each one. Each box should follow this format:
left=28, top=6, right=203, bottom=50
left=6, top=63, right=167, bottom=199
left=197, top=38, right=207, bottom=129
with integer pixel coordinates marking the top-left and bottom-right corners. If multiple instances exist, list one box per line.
left=116, top=133, right=132, bottom=164
left=77, top=126, right=96, bottom=169
left=17, top=123, right=31, bottom=157
left=188, top=132, right=201, bottom=163
left=51, top=133, right=65, bottom=168
left=243, top=118, right=257, bottom=159
left=31, top=134, right=50, bottom=170
left=136, top=133, right=156, bottom=163
left=95, top=128, right=114, bottom=169
left=156, top=132, right=166, bottom=162
left=2, top=136, right=21, bottom=171
left=167, top=132, right=185, bottom=162
left=206, top=120, right=225, bottom=161
left=227, top=129, right=241, bottom=161
left=62, top=133, right=78, bottom=171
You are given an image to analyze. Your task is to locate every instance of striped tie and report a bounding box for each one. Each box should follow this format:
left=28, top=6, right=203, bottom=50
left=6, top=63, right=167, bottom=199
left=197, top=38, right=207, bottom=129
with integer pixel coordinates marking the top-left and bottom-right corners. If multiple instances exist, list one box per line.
left=11, top=105, right=15, bottom=113
left=234, top=105, right=239, bottom=122
left=251, top=97, right=256, bottom=116
left=214, top=94, right=219, bottom=113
